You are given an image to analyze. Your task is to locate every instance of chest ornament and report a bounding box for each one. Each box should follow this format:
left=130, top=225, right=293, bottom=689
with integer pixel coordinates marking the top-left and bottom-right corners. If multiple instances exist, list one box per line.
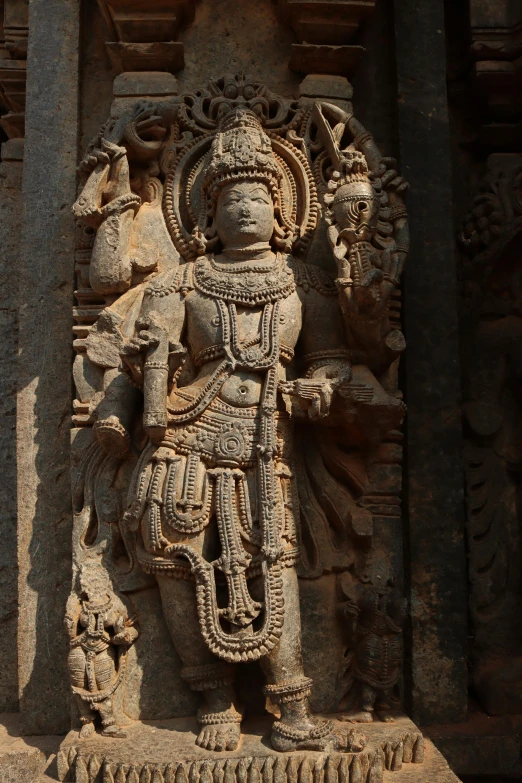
left=194, top=253, right=296, bottom=307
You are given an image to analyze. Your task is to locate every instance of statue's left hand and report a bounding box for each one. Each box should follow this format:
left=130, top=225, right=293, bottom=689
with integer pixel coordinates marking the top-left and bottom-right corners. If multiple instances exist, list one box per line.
left=351, top=249, right=402, bottom=319
left=373, top=157, right=409, bottom=195
left=113, top=629, right=136, bottom=645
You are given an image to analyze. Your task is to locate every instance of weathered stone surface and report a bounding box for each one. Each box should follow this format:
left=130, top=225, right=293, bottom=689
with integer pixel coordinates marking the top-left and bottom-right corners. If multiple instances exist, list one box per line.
left=394, top=0, right=468, bottom=725
left=0, top=714, right=59, bottom=783
left=289, top=44, right=365, bottom=77
left=17, top=0, right=80, bottom=734
left=429, top=733, right=520, bottom=777
left=112, top=72, right=178, bottom=98
left=299, top=75, right=353, bottom=100
left=0, top=151, right=22, bottom=713
left=458, top=153, right=522, bottom=718
left=424, top=707, right=522, bottom=776
left=106, top=42, right=185, bottom=74
left=178, top=0, right=300, bottom=97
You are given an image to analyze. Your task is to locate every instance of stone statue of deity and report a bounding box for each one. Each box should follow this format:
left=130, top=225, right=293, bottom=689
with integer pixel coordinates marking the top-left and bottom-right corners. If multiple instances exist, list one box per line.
left=71, top=77, right=409, bottom=753
left=65, top=559, right=138, bottom=739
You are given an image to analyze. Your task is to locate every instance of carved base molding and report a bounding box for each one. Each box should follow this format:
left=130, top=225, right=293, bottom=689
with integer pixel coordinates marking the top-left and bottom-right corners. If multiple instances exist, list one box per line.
left=56, top=715, right=460, bottom=783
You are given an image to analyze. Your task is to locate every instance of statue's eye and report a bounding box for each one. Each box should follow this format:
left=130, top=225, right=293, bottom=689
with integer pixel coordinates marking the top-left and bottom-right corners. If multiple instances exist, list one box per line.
left=224, top=84, right=238, bottom=99
left=243, top=85, right=255, bottom=99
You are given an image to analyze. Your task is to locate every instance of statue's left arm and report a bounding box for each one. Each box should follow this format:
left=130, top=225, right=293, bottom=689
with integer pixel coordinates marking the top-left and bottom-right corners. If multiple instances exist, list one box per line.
left=290, top=270, right=406, bottom=443
left=313, top=103, right=409, bottom=375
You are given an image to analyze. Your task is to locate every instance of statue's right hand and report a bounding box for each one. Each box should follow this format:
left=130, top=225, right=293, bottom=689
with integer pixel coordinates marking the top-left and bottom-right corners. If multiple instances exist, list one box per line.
left=78, top=139, right=127, bottom=175
left=123, top=319, right=166, bottom=354
left=126, top=330, right=160, bottom=353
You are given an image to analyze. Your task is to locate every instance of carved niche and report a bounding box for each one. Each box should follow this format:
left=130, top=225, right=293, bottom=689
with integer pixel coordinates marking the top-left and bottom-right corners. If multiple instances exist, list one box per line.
left=460, top=153, right=522, bottom=715
left=69, top=74, right=409, bottom=748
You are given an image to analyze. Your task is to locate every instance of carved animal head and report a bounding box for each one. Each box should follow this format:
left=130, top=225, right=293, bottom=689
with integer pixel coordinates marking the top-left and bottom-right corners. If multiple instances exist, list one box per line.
left=324, top=146, right=380, bottom=243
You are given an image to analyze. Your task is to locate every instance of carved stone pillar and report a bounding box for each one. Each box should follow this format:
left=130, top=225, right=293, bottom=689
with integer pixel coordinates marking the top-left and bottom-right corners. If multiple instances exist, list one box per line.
left=277, top=0, right=375, bottom=77
left=96, top=0, right=195, bottom=73
left=459, top=153, right=522, bottom=717
left=0, top=0, right=27, bottom=715
left=0, top=0, right=27, bottom=139
left=470, top=0, right=522, bottom=148
left=0, top=132, right=22, bottom=716
left=17, top=0, right=80, bottom=734
left=394, top=0, right=469, bottom=725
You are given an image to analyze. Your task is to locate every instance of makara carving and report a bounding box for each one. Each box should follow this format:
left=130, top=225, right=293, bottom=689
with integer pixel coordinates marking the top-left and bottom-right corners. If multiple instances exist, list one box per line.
left=70, top=75, right=409, bottom=752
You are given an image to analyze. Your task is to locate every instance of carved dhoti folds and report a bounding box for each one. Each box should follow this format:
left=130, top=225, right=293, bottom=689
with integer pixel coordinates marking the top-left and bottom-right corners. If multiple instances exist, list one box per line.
left=126, top=390, right=299, bottom=663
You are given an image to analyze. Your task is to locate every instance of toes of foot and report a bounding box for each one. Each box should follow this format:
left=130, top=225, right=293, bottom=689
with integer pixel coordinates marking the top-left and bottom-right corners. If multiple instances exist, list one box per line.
left=226, top=730, right=239, bottom=751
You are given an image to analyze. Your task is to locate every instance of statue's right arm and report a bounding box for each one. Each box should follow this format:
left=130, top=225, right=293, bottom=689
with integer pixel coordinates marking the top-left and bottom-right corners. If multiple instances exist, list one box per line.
left=64, top=593, right=80, bottom=639
left=124, top=274, right=188, bottom=441
left=73, top=140, right=141, bottom=295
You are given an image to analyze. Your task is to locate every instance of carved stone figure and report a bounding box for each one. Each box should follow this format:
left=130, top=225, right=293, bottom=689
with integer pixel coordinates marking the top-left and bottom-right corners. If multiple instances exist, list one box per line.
left=71, top=76, right=409, bottom=754
left=65, top=558, right=138, bottom=738
left=459, top=154, right=522, bottom=715
left=338, top=574, right=407, bottom=724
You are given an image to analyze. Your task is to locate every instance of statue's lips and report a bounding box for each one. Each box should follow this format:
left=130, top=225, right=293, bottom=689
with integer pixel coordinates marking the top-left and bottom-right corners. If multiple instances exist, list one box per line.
left=237, top=219, right=257, bottom=227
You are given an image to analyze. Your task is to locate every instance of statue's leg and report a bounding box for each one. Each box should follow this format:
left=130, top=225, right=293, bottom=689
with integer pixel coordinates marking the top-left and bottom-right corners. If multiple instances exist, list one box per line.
left=98, top=697, right=127, bottom=738
left=76, top=696, right=96, bottom=739
left=156, top=575, right=242, bottom=751
left=347, top=683, right=377, bottom=723
left=375, top=689, right=396, bottom=723
left=260, top=567, right=322, bottom=750
left=261, top=567, right=366, bottom=752
left=68, top=647, right=95, bottom=739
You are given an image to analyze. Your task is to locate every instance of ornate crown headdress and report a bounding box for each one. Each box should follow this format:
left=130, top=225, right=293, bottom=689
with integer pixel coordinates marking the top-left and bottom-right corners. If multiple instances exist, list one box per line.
left=202, top=107, right=282, bottom=208
left=163, top=88, right=319, bottom=261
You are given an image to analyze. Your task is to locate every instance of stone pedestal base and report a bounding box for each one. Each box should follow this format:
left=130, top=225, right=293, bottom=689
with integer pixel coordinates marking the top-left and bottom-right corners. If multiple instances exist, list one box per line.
left=56, top=715, right=461, bottom=783
left=0, top=714, right=59, bottom=783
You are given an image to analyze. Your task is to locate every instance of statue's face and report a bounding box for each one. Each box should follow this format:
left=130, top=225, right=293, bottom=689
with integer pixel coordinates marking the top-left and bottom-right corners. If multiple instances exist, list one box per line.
left=79, top=567, right=109, bottom=600
left=215, top=180, right=274, bottom=248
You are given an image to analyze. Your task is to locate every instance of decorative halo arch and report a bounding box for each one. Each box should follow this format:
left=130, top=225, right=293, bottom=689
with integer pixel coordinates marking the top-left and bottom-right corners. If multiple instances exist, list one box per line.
left=162, top=120, right=319, bottom=262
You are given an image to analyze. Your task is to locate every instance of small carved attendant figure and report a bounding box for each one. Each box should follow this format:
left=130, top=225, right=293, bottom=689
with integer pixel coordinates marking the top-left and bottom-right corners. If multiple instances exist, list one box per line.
left=65, top=560, right=138, bottom=739
left=339, top=576, right=407, bottom=724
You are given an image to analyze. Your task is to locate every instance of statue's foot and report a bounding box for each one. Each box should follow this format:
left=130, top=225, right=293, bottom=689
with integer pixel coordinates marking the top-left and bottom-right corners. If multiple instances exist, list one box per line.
left=101, top=725, right=128, bottom=738
left=271, top=717, right=368, bottom=753
left=196, top=708, right=242, bottom=751
left=79, top=722, right=95, bottom=739
left=196, top=723, right=241, bottom=752
left=376, top=711, right=395, bottom=723
left=340, top=710, right=374, bottom=724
